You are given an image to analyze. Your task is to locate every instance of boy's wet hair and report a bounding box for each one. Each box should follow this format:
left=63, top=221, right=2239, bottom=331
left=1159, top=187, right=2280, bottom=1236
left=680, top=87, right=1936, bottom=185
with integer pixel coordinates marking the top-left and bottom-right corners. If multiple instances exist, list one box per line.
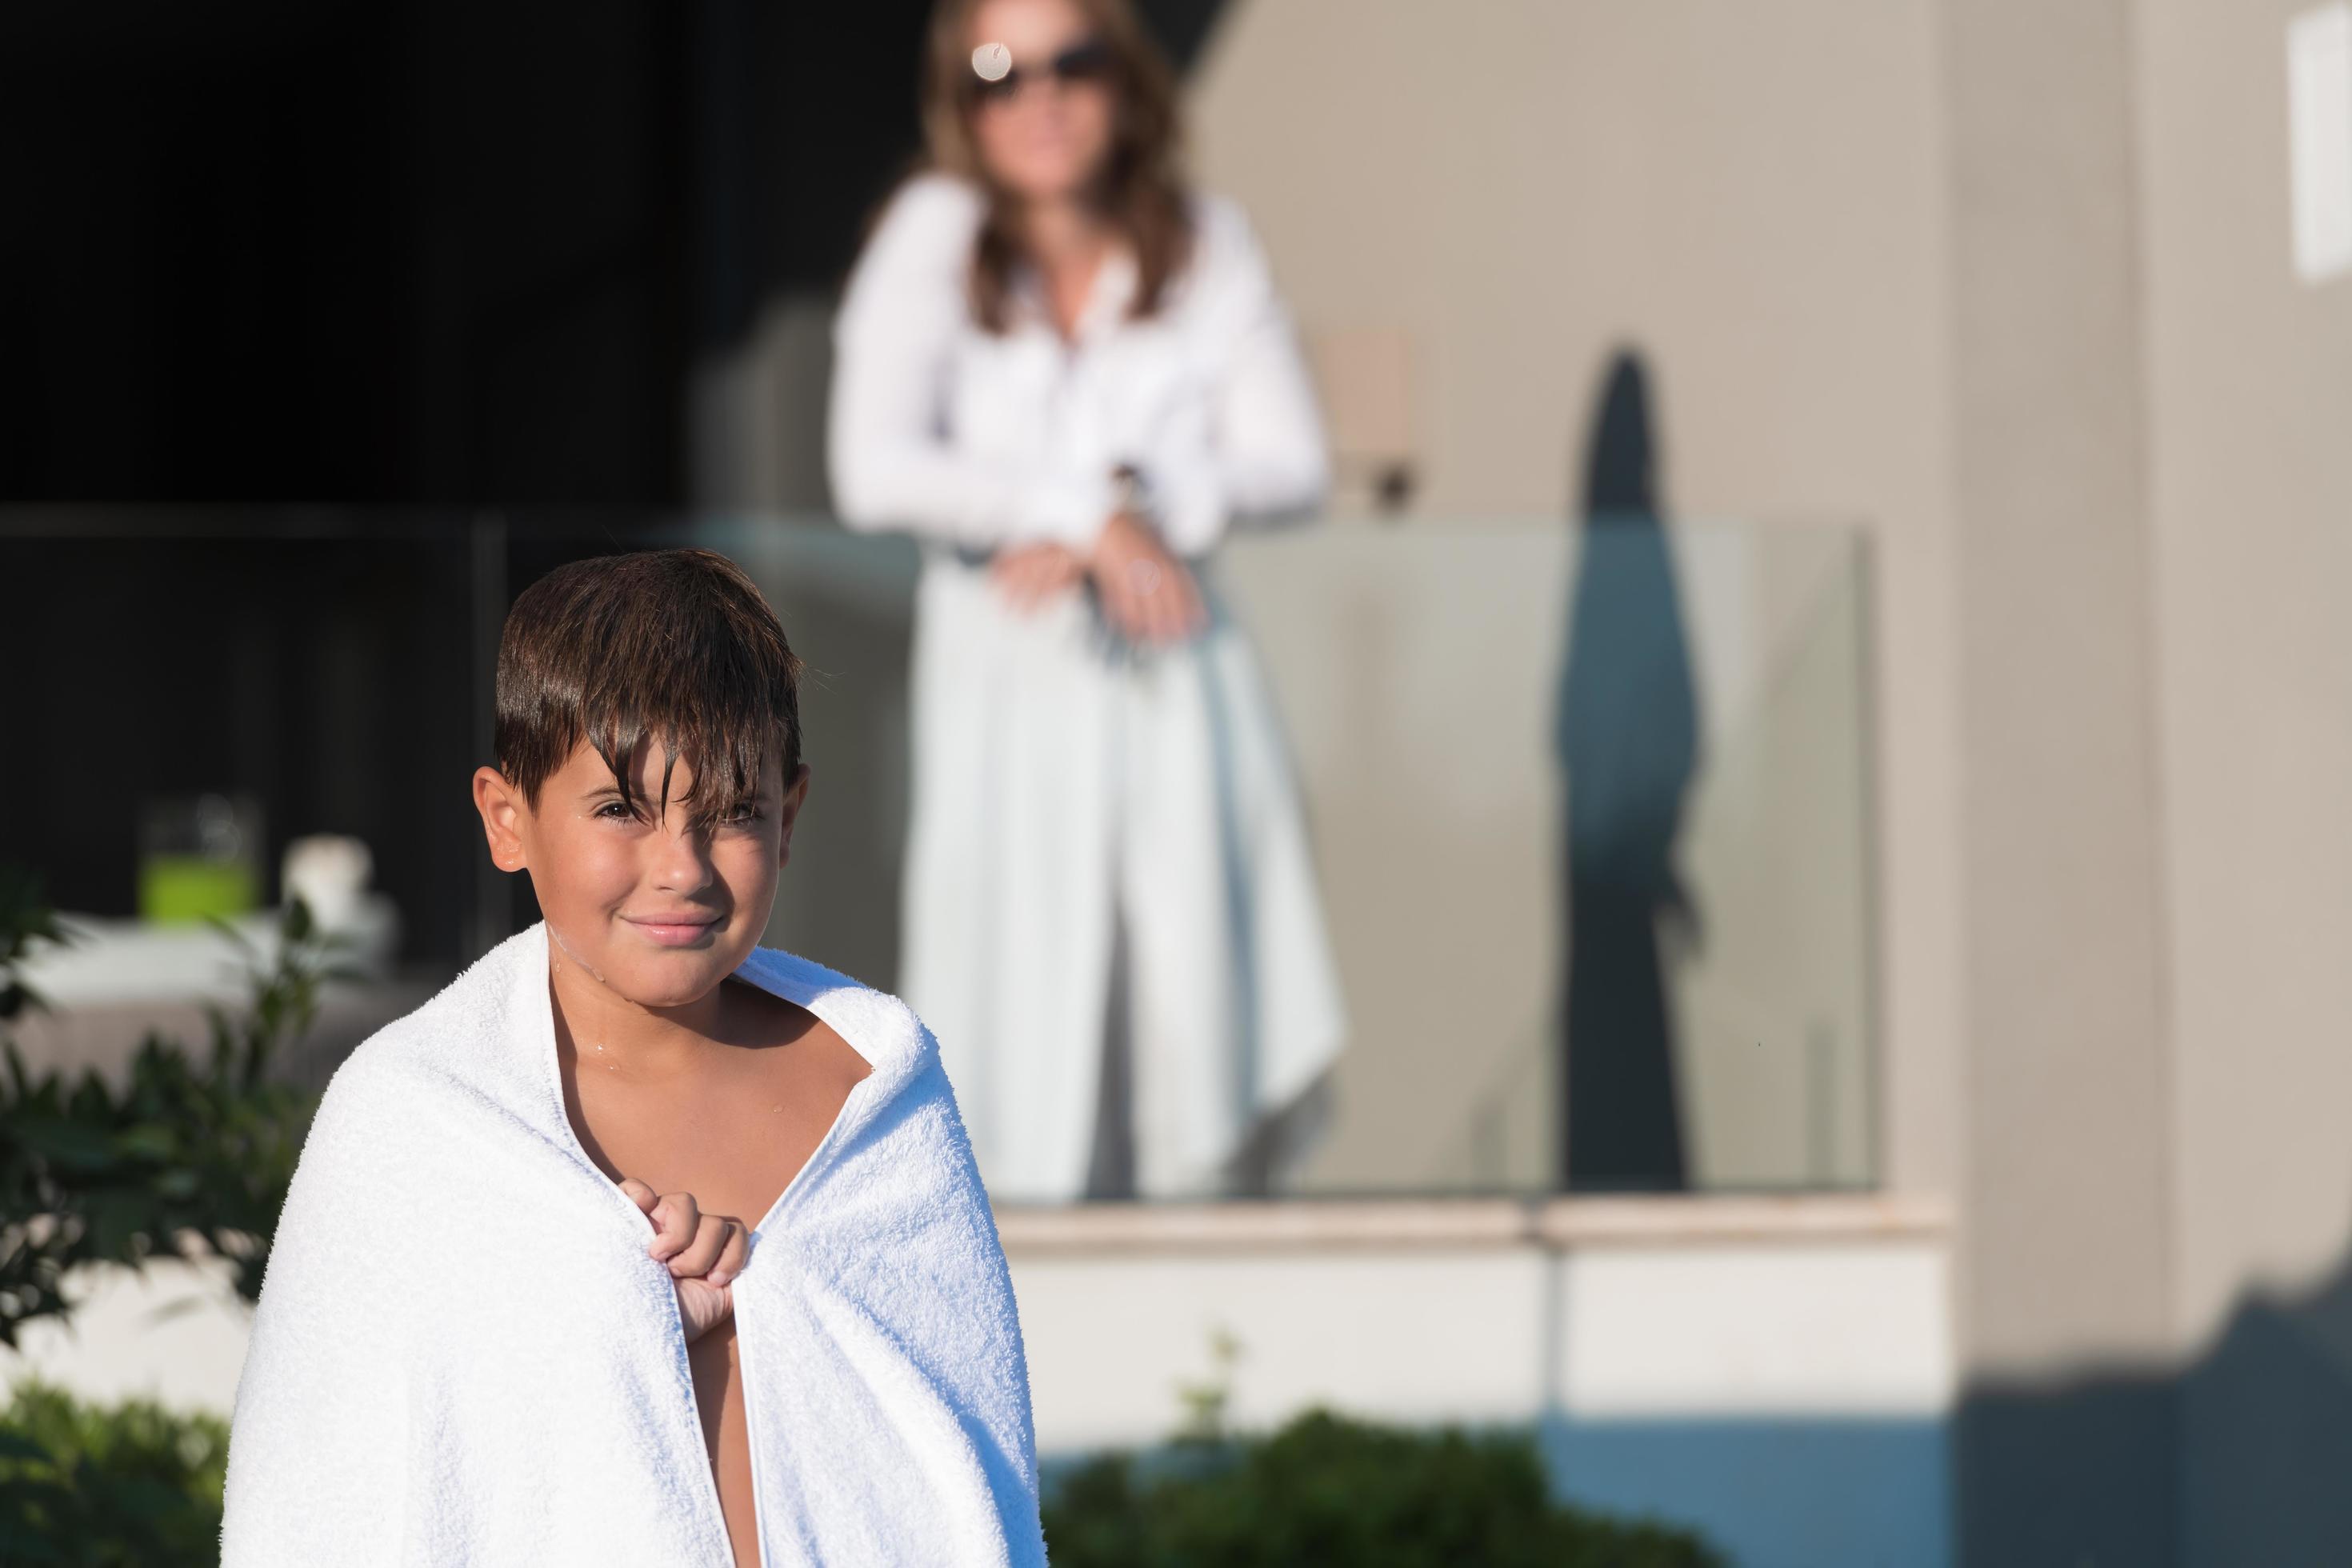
left=494, top=549, right=805, bottom=825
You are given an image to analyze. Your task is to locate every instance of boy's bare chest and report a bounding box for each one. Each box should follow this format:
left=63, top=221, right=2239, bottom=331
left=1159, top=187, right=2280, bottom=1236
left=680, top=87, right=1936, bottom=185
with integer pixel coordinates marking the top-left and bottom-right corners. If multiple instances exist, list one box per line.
left=566, top=1014, right=870, bottom=1230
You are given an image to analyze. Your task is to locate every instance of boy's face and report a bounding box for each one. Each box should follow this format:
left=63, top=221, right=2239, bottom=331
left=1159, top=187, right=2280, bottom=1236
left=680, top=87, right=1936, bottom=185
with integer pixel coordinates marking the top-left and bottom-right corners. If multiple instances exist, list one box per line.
left=472, top=738, right=812, bottom=1011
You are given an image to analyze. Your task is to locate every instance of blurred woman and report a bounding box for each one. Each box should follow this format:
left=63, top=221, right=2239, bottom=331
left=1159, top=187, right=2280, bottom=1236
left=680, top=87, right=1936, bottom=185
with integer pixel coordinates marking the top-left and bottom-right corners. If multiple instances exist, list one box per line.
left=829, top=0, right=1345, bottom=1202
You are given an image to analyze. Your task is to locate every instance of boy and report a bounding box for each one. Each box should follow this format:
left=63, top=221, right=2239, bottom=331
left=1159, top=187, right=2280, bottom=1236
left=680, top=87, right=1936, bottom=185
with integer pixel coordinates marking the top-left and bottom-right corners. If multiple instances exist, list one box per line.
left=222, top=549, right=1046, bottom=1566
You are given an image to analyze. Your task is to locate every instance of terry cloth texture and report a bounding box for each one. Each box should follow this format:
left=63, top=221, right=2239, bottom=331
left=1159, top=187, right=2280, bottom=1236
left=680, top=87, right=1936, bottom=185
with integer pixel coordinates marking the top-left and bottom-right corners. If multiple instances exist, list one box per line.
left=220, top=922, right=1046, bottom=1566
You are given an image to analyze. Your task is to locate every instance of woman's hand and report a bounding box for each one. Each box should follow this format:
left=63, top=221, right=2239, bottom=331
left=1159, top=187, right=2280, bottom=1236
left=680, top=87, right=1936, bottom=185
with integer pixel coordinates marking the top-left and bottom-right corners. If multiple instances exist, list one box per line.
left=1087, top=512, right=1205, bottom=646
left=989, top=539, right=1087, bottom=613
left=618, top=1178, right=749, bottom=1344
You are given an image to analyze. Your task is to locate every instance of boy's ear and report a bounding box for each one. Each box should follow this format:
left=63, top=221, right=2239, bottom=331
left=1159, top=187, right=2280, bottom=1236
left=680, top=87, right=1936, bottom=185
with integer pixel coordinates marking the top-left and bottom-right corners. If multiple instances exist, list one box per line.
left=777, top=762, right=813, bottom=863
left=473, top=766, right=530, bottom=872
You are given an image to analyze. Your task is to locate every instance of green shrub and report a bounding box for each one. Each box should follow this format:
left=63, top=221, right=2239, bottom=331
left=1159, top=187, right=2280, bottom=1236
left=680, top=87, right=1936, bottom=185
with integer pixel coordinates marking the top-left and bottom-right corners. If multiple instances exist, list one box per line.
left=0, top=1379, right=229, bottom=1566
left=1043, top=1406, right=1723, bottom=1568
left=0, top=869, right=337, bottom=1345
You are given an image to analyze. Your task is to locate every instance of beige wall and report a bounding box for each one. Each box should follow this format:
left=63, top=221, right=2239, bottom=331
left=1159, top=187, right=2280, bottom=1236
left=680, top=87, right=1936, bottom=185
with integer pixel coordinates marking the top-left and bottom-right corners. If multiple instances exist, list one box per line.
left=1944, top=0, right=2176, bottom=1378
left=1185, top=0, right=1965, bottom=1196
left=2137, top=0, right=2352, bottom=1362
left=1937, top=6, right=2181, bottom=1555
left=2134, top=4, right=2352, bottom=1558
left=1936, top=1, right=2352, bottom=1554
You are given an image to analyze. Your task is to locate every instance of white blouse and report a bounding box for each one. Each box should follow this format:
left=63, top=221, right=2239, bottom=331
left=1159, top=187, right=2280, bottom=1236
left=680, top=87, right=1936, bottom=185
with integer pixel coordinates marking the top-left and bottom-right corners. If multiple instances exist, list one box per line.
left=827, top=173, right=1329, bottom=559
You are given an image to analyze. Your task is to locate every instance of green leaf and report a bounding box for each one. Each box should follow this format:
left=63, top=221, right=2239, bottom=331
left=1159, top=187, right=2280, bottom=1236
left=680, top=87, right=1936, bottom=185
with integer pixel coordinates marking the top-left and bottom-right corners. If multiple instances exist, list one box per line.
left=12, top=1119, right=116, bottom=1172
left=0, top=1430, right=54, bottom=1462
left=1, top=862, right=323, bottom=1354
left=151, top=1169, right=200, bottom=1202
left=109, top=1126, right=179, bottom=1163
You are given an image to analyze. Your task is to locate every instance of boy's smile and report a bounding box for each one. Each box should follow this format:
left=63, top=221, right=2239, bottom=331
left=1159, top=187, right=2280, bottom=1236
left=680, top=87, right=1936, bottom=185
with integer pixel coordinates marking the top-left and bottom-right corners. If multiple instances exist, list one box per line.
left=473, top=736, right=814, bottom=1014
left=622, top=910, right=727, bottom=949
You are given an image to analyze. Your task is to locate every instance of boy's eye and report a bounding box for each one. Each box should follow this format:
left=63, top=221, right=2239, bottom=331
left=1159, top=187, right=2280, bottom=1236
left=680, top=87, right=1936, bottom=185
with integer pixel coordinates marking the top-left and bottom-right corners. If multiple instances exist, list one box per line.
left=590, top=798, right=760, bottom=827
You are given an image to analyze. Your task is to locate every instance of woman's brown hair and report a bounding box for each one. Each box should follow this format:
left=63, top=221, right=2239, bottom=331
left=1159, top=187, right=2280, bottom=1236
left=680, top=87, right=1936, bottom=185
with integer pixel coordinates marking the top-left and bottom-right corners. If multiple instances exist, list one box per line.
left=919, top=0, right=1193, bottom=333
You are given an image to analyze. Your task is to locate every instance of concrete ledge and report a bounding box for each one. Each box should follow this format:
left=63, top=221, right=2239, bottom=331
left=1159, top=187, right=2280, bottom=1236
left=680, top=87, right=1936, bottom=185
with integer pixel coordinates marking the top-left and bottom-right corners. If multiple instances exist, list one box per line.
left=994, top=1191, right=1954, bottom=1255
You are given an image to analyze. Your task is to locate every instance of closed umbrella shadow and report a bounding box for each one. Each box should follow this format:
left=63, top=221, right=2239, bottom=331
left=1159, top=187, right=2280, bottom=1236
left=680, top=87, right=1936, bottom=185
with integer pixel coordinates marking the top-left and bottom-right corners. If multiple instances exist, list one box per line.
left=1555, top=350, right=1699, bottom=1192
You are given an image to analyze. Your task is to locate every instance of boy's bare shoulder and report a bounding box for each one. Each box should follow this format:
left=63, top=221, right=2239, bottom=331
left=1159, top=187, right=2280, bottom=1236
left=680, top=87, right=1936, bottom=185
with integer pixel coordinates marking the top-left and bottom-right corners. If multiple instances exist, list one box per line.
left=731, top=945, right=946, bottom=1094
left=733, top=945, right=916, bottom=1032
left=721, top=971, right=873, bottom=1082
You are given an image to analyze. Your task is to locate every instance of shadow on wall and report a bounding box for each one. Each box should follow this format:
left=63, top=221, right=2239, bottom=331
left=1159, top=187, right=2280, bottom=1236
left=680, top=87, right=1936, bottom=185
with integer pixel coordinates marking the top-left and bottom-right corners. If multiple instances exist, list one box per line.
left=1542, top=1414, right=1950, bottom=1568
left=1555, top=350, right=1701, bottom=1192
left=1959, top=1224, right=2352, bottom=1567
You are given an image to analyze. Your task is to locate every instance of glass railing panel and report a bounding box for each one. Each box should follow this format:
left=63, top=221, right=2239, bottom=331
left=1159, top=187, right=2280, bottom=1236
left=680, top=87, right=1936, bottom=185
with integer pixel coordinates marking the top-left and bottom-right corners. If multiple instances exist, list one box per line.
left=0, top=508, right=1875, bottom=1198
left=1215, top=518, right=1875, bottom=1196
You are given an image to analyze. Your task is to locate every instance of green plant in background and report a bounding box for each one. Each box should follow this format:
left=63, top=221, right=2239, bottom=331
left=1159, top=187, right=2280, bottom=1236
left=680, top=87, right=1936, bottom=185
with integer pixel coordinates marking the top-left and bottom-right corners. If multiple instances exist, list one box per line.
left=1, top=869, right=342, bottom=1563
left=1173, top=1322, right=1242, bottom=1444
left=1046, top=1331, right=1725, bottom=1568
left=0, top=869, right=68, bottom=1029
left=0, top=879, right=346, bottom=1561
left=0, top=868, right=338, bottom=1345
left=1044, top=1407, right=1723, bottom=1568
left=0, top=1380, right=229, bottom=1566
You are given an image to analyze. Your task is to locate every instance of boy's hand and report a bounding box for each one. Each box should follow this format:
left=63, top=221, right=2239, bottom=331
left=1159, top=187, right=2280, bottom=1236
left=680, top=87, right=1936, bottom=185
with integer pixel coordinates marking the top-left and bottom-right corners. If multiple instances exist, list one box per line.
left=618, top=1178, right=750, bottom=1344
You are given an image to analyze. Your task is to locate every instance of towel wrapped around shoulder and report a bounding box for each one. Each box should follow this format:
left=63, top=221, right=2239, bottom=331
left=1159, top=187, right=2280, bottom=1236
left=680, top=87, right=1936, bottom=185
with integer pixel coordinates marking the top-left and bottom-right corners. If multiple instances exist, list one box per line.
left=221, top=922, right=1046, bottom=1567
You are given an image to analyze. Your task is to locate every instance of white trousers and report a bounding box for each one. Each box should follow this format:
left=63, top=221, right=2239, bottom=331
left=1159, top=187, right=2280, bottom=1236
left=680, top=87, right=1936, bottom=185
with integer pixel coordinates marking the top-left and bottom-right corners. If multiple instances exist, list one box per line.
left=898, top=548, right=1346, bottom=1202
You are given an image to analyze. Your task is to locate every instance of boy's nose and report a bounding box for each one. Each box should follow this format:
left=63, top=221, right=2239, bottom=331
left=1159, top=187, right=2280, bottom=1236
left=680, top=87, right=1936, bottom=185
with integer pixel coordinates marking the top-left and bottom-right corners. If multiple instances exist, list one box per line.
left=648, top=822, right=718, bottom=891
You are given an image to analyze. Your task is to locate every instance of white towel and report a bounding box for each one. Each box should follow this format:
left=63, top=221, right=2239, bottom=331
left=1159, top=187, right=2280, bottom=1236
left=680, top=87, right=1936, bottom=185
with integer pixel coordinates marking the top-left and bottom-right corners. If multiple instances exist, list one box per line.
left=220, top=922, right=1046, bottom=1566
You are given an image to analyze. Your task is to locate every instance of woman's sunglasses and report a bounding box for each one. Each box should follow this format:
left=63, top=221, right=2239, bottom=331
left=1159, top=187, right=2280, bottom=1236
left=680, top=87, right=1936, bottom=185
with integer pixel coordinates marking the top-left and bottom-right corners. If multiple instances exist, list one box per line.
left=967, top=38, right=1117, bottom=106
